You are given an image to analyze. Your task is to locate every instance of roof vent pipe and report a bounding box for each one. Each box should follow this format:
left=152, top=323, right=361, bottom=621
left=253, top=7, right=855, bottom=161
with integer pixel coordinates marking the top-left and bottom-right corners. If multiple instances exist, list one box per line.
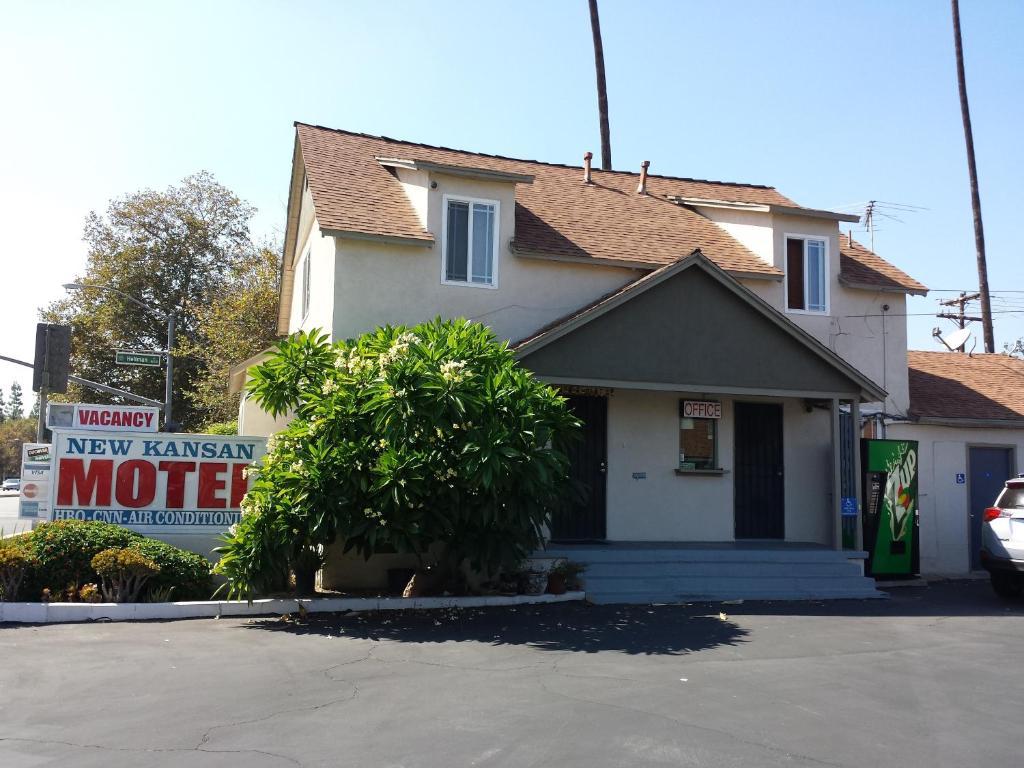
left=637, top=160, right=650, bottom=194
left=583, top=151, right=593, bottom=184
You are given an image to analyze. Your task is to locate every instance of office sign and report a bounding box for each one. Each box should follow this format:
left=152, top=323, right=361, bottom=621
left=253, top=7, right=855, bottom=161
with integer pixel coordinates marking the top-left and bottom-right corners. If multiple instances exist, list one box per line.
left=681, top=400, right=722, bottom=419
left=115, top=350, right=163, bottom=367
left=19, top=443, right=52, bottom=518
left=48, top=403, right=161, bottom=433
left=48, top=431, right=267, bottom=535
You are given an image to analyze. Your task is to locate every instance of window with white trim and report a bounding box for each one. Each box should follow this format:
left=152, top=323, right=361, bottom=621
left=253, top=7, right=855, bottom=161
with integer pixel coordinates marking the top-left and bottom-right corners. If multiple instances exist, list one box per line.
left=442, top=196, right=498, bottom=287
left=785, top=236, right=828, bottom=313
left=300, top=249, right=311, bottom=319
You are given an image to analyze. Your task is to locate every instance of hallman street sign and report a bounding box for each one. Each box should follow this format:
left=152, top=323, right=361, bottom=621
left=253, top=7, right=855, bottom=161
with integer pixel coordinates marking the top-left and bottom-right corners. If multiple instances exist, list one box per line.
left=115, top=350, right=163, bottom=368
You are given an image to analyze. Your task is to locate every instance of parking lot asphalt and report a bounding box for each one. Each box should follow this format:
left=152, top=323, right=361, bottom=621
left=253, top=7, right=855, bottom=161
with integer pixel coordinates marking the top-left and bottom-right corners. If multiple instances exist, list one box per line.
left=1, top=579, right=1021, bottom=768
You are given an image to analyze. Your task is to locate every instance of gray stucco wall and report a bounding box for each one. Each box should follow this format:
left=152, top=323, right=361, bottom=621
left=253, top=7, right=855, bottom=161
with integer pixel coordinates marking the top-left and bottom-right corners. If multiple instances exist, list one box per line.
left=520, top=266, right=862, bottom=396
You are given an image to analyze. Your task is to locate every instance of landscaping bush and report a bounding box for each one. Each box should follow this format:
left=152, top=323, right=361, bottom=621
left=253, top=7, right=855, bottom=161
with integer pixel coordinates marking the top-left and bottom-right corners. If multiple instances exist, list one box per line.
left=92, top=548, right=160, bottom=602
left=216, top=318, right=580, bottom=599
left=19, top=520, right=213, bottom=601
left=0, top=539, right=37, bottom=601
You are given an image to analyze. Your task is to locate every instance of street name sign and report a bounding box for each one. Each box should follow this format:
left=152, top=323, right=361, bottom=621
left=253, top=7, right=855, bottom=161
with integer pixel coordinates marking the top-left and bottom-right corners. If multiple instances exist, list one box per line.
left=115, top=350, right=163, bottom=367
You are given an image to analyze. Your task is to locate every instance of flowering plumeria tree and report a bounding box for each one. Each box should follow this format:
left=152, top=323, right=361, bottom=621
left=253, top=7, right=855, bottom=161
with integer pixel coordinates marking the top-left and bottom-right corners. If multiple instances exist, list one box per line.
left=215, top=318, right=580, bottom=598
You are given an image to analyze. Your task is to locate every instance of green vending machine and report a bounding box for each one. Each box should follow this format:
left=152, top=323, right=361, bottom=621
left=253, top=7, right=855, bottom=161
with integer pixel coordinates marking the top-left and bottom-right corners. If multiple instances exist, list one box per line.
left=861, top=438, right=919, bottom=577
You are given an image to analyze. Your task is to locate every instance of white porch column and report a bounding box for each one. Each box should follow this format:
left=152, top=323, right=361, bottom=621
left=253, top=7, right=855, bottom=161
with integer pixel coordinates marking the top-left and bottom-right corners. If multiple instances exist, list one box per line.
left=831, top=397, right=843, bottom=550
left=851, top=398, right=863, bottom=551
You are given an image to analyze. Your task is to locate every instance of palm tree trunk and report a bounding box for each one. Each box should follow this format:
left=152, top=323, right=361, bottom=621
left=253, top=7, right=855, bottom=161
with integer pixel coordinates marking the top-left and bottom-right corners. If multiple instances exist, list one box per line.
left=588, top=0, right=612, bottom=171
left=951, top=0, right=995, bottom=352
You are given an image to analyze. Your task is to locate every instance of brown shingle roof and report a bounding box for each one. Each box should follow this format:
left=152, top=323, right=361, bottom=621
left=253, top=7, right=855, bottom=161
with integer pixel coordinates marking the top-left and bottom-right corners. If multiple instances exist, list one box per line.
left=296, top=123, right=786, bottom=276
left=839, top=236, right=927, bottom=295
left=907, top=350, right=1024, bottom=423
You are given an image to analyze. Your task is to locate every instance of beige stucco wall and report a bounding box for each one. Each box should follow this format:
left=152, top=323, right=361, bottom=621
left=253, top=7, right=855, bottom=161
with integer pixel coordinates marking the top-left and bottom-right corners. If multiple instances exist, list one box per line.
left=694, top=205, right=774, bottom=265
left=886, top=421, right=1024, bottom=575
left=604, top=390, right=833, bottom=545
left=330, top=172, right=641, bottom=344
left=237, top=393, right=292, bottom=438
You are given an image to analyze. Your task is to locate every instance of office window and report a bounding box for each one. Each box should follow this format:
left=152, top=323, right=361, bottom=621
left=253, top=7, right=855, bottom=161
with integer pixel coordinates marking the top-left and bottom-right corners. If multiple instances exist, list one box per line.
left=679, top=401, right=719, bottom=471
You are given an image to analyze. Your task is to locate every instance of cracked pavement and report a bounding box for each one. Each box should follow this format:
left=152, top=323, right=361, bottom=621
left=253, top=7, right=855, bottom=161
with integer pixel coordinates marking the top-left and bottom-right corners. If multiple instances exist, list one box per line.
left=1, top=580, right=1022, bottom=767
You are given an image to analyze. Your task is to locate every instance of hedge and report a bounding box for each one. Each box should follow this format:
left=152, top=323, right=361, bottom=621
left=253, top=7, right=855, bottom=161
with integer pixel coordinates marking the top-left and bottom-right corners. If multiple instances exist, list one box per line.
left=16, top=520, right=213, bottom=602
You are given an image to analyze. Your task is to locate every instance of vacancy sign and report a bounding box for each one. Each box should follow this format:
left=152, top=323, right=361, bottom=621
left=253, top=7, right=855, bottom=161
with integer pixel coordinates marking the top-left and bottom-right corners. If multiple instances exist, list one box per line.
left=48, top=431, right=267, bottom=535
left=48, top=403, right=161, bottom=433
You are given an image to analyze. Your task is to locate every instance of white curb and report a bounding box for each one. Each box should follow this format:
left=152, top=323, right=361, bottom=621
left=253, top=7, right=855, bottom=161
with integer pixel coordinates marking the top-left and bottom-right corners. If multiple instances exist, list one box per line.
left=0, top=591, right=586, bottom=624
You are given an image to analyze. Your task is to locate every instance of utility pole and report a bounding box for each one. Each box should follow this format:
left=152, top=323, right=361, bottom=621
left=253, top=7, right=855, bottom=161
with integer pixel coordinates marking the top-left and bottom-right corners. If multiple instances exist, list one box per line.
left=951, top=0, right=995, bottom=352
left=937, top=291, right=983, bottom=352
left=588, top=0, right=612, bottom=171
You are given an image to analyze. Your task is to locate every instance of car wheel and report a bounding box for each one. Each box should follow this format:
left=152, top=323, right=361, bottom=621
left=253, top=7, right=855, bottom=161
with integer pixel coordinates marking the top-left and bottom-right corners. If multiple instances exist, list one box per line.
left=990, top=573, right=1023, bottom=599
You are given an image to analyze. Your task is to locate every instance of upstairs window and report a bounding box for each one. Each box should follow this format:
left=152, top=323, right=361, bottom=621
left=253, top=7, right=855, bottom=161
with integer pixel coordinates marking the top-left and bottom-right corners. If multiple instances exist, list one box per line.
left=443, top=196, right=498, bottom=288
left=786, top=236, right=828, bottom=313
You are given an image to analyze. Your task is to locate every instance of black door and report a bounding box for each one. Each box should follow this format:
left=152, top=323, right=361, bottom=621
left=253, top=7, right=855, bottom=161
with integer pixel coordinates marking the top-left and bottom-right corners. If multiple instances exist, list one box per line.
left=968, top=446, right=1013, bottom=569
left=734, top=402, right=785, bottom=539
left=550, top=395, right=607, bottom=541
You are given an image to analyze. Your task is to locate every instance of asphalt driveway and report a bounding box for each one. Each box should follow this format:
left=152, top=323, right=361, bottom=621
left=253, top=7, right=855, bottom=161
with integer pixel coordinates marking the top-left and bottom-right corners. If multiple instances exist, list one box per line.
left=1, top=580, right=1021, bottom=767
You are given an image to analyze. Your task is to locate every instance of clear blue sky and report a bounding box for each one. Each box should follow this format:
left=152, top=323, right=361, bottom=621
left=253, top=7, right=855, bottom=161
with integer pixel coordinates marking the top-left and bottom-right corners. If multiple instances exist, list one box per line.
left=1, top=0, right=1021, bottom=402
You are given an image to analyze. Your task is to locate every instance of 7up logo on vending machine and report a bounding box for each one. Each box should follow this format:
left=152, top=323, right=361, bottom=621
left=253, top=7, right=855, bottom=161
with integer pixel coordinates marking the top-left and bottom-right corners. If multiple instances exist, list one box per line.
left=862, top=439, right=919, bottom=576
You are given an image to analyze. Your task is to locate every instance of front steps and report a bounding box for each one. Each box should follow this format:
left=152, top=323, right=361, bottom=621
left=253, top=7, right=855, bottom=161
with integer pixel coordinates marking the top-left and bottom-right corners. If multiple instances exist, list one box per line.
left=541, top=543, right=885, bottom=604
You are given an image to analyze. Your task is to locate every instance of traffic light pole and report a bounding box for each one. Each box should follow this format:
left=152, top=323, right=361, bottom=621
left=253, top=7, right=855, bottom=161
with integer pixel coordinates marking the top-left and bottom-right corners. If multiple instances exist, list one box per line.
left=36, top=326, right=50, bottom=442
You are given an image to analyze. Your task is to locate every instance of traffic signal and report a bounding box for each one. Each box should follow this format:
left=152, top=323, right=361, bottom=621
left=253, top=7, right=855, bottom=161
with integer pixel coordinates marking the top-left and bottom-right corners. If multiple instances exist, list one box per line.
left=32, top=323, right=72, bottom=393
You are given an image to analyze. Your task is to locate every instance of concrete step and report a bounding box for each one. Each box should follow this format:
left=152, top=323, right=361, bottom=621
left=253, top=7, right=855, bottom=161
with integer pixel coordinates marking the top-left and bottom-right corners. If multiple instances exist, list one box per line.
left=588, top=586, right=887, bottom=604
left=580, top=561, right=864, bottom=579
left=543, top=547, right=867, bottom=565
left=538, top=545, right=882, bottom=604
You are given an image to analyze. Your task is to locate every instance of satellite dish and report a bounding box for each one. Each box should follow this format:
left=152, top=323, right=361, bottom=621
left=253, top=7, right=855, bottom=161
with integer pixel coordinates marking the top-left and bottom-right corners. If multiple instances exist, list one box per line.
left=935, top=327, right=972, bottom=352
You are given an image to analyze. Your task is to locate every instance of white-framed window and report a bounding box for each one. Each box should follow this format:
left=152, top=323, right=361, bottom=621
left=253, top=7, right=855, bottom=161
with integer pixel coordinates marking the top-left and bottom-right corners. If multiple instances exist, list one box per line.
left=300, top=248, right=311, bottom=319
left=785, top=235, right=828, bottom=313
left=441, top=194, right=499, bottom=288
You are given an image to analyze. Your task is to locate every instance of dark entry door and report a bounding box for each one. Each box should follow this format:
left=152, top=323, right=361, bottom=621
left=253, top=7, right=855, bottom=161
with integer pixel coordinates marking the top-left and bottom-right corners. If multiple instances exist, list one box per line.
left=550, top=395, right=607, bottom=541
left=968, top=446, right=1013, bottom=569
left=734, top=402, right=785, bottom=539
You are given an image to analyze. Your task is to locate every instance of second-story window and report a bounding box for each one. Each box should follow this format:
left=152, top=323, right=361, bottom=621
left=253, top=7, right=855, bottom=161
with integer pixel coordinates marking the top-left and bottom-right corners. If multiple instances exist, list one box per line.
left=785, top=236, right=827, bottom=313
left=443, top=195, right=498, bottom=288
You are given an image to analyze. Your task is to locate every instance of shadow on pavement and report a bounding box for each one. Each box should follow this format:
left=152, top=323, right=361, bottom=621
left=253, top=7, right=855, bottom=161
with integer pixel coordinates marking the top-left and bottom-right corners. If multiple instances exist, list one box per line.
left=241, top=601, right=750, bottom=656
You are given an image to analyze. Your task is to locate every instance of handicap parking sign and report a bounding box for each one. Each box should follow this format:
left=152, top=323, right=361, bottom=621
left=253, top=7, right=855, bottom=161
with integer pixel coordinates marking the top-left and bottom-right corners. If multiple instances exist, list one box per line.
left=955, top=473, right=966, bottom=485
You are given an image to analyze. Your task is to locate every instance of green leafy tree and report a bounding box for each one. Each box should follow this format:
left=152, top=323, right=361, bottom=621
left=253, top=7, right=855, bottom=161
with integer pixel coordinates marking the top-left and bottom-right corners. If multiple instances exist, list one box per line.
left=0, top=418, right=35, bottom=480
left=215, top=319, right=580, bottom=598
left=7, top=383, right=24, bottom=421
left=41, top=173, right=279, bottom=431
left=0, top=387, right=6, bottom=424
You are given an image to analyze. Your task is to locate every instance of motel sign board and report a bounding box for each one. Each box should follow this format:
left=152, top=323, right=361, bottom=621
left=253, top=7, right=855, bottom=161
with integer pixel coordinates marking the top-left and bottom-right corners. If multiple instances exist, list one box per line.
left=48, top=431, right=267, bottom=536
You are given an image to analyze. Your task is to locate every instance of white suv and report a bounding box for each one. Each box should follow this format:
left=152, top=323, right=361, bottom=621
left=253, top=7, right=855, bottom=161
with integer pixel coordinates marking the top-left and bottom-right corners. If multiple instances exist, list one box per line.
left=981, top=477, right=1024, bottom=598
left=1, top=478, right=19, bottom=492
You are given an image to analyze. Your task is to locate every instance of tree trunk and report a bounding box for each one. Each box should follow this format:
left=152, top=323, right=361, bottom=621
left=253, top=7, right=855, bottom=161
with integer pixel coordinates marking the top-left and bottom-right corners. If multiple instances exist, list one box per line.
left=294, top=565, right=317, bottom=597
left=588, top=0, right=612, bottom=171
left=951, top=0, right=994, bottom=353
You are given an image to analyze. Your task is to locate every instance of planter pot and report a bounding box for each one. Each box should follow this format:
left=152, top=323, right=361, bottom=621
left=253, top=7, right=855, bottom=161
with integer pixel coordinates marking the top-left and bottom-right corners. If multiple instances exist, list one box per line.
left=524, top=571, right=548, bottom=596
left=546, top=573, right=567, bottom=595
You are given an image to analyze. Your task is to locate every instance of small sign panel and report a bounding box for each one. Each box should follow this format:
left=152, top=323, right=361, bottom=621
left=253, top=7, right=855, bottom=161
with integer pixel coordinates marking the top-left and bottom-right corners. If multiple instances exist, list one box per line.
left=955, top=473, right=966, bottom=485
left=681, top=400, right=722, bottom=419
left=115, top=350, right=163, bottom=367
left=48, top=403, right=161, bottom=433
left=19, top=442, right=52, bottom=518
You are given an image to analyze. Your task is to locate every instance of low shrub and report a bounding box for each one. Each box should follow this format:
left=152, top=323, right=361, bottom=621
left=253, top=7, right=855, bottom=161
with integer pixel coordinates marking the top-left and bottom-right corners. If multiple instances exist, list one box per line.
left=20, top=520, right=213, bottom=601
left=0, top=540, right=37, bottom=601
left=78, top=583, right=102, bottom=603
left=92, top=548, right=160, bottom=602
